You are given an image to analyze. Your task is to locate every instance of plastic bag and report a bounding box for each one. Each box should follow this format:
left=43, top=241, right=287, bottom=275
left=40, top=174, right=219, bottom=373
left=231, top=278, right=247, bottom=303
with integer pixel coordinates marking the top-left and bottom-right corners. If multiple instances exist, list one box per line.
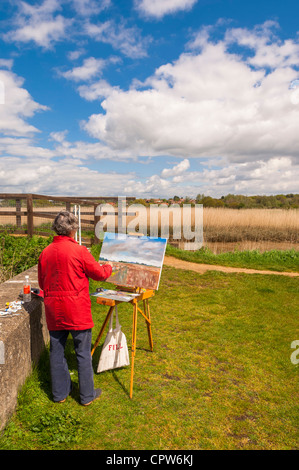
left=97, top=306, right=130, bottom=373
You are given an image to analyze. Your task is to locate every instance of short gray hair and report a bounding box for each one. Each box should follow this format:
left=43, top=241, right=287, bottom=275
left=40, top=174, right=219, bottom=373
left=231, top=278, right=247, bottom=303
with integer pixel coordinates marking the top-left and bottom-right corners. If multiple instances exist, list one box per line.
left=52, top=211, right=79, bottom=236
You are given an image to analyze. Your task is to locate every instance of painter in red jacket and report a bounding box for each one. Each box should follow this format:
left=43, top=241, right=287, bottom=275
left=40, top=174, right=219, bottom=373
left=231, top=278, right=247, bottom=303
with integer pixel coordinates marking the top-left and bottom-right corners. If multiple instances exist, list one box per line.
left=38, top=233, right=112, bottom=331
left=38, top=210, right=112, bottom=406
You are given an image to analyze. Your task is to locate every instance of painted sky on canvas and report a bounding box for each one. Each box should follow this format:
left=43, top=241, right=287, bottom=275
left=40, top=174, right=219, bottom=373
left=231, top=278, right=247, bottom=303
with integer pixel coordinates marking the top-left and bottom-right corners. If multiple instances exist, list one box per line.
left=0, top=0, right=299, bottom=198
left=100, top=233, right=167, bottom=267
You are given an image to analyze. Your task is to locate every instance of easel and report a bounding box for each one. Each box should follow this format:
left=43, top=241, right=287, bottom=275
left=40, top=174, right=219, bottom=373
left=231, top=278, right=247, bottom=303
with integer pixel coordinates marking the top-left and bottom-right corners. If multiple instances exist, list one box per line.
left=91, top=287, right=155, bottom=398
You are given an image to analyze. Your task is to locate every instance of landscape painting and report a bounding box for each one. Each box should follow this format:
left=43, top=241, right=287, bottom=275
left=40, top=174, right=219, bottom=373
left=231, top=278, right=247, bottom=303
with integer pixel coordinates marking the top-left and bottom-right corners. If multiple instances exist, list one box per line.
left=99, top=232, right=167, bottom=290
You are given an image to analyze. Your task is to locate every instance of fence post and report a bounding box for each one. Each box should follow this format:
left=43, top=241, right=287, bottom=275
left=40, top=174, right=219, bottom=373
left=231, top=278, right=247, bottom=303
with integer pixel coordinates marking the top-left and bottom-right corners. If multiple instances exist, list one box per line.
left=27, top=194, right=33, bottom=238
left=15, top=198, right=21, bottom=228
left=94, top=204, right=100, bottom=244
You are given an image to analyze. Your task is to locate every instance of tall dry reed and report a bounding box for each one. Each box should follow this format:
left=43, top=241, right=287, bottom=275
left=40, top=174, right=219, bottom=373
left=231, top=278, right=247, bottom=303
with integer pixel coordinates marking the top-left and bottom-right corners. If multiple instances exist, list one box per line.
left=203, top=208, right=299, bottom=230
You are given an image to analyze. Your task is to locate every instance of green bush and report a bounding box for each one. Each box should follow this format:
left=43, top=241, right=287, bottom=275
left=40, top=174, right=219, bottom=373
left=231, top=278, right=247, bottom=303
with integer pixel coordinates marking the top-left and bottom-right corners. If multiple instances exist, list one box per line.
left=0, top=232, right=53, bottom=281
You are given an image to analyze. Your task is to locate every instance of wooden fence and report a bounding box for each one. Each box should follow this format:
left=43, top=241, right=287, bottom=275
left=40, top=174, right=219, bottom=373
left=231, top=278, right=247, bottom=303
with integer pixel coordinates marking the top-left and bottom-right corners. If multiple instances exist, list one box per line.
left=0, top=194, right=136, bottom=245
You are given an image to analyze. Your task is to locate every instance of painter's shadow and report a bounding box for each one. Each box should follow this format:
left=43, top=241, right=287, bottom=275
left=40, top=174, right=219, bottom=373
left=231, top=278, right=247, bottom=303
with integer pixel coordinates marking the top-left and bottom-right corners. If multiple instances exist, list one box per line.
left=92, top=344, right=152, bottom=398
left=91, top=344, right=131, bottom=397
left=36, top=337, right=82, bottom=404
left=36, top=347, right=52, bottom=401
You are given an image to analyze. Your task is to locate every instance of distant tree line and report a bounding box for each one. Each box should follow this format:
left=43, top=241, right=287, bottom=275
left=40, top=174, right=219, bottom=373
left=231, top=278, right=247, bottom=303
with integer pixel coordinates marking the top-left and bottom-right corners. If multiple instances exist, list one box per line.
left=132, top=194, right=299, bottom=209
left=2, top=194, right=299, bottom=210
left=195, top=193, right=299, bottom=209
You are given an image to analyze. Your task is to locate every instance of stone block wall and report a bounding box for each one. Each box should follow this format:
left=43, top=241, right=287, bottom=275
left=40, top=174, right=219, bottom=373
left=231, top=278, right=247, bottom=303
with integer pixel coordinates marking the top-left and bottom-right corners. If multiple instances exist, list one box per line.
left=0, top=265, right=49, bottom=431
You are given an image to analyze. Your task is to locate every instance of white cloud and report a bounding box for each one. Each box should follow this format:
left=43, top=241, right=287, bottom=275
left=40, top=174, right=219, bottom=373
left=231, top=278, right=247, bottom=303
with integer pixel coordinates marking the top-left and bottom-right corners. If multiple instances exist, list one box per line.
left=0, top=59, right=14, bottom=70
left=78, top=79, right=118, bottom=100
left=224, top=21, right=299, bottom=69
left=0, top=130, right=135, bottom=167
left=199, top=157, right=299, bottom=196
left=84, top=20, right=151, bottom=58
left=123, top=156, right=299, bottom=198
left=0, top=69, right=48, bottom=136
left=124, top=174, right=171, bottom=197
left=161, top=159, right=190, bottom=178
left=81, top=22, right=299, bottom=164
left=67, top=49, right=86, bottom=61
left=0, top=154, right=136, bottom=196
left=1, top=132, right=298, bottom=198
left=61, top=57, right=109, bottom=82
left=1, top=16, right=298, bottom=199
left=70, top=0, right=111, bottom=16
left=135, top=0, right=198, bottom=19
left=52, top=138, right=133, bottom=161
left=49, top=130, right=69, bottom=143
left=3, top=0, right=72, bottom=49
left=0, top=136, right=55, bottom=158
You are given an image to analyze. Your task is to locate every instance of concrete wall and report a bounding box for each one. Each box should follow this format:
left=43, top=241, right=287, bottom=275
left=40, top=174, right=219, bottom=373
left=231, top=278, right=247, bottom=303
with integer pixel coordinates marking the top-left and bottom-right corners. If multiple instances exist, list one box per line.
left=0, top=265, right=49, bottom=431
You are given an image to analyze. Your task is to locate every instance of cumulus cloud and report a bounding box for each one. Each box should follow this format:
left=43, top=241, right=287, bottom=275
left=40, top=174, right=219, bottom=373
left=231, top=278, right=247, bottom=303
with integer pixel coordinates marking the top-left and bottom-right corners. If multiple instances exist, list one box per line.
left=3, top=0, right=149, bottom=58
left=0, top=69, right=48, bottom=136
left=1, top=17, right=298, bottom=198
left=81, top=22, right=299, bottom=165
left=49, top=130, right=69, bottom=143
left=201, top=157, right=299, bottom=196
left=123, top=156, right=299, bottom=198
left=60, top=57, right=118, bottom=82
left=135, top=0, right=198, bottom=19
left=3, top=0, right=72, bottom=49
left=161, top=159, right=190, bottom=178
left=77, top=79, right=118, bottom=100
left=0, top=136, right=55, bottom=159
left=123, top=174, right=171, bottom=197
left=84, top=20, right=151, bottom=58
left=224, top=21, right=299, bottom=69
left=0, top=154, right=136, bottom=195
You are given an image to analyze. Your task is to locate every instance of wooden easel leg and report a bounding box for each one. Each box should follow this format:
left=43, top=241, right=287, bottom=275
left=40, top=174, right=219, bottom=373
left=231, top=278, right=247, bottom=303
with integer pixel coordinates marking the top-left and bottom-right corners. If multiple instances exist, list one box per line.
left=130, top=301, right=138, bottom=399
left=91, top=306, right=114, bottom=356
left=144, top=299, right=153, bottom=351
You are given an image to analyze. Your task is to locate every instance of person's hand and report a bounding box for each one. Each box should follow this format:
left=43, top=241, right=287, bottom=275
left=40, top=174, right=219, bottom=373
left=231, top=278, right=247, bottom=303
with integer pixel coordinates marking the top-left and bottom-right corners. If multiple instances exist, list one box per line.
left=111, top=263, right=122, bottom=270
left=101, top=261, right=113, bottom=268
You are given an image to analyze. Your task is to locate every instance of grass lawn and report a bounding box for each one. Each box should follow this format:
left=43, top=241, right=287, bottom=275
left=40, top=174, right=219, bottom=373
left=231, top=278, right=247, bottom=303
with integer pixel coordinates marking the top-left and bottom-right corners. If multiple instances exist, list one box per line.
left=0, top=265, right=298, bottom=450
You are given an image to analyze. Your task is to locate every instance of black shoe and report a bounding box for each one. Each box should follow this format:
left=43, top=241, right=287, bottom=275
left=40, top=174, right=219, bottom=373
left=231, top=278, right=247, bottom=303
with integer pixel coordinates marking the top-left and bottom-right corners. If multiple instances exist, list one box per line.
left=82, top=388, right=102, bottom=406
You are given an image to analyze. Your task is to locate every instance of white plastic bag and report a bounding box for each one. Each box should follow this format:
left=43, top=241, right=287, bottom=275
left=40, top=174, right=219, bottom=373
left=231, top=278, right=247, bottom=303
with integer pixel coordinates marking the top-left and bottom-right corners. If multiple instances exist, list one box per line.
left=97, top=306, right=130, bottom=373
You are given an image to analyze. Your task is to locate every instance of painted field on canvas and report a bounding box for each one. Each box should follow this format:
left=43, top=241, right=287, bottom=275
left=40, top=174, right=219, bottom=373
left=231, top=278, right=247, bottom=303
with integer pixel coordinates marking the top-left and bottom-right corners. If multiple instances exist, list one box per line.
left=99, top=233, right=167, bottom=290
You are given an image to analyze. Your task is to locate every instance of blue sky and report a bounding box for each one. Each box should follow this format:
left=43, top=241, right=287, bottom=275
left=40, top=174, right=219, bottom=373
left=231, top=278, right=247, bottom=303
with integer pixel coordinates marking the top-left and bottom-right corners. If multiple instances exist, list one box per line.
left=0, top=0, right=299, bottom=198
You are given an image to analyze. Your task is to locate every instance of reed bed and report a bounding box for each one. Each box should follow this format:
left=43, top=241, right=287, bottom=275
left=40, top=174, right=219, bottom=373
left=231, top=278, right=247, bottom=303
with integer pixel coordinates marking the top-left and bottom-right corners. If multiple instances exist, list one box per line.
left=0, top=205, right=298, bottom=251
left=203, top=208, right=299, bottom=244
left=204, top=208, right=299, bottom=231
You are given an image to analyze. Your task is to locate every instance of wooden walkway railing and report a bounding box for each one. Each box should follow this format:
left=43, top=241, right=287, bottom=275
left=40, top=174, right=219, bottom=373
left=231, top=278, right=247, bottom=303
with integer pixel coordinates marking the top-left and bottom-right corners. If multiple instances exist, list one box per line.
left=0, top=194, right=136, bottom=244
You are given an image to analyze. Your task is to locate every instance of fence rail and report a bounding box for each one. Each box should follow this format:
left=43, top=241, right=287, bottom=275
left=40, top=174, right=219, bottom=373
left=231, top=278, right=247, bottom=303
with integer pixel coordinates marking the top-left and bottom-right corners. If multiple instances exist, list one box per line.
left=0, top=193, right=136, bottom=245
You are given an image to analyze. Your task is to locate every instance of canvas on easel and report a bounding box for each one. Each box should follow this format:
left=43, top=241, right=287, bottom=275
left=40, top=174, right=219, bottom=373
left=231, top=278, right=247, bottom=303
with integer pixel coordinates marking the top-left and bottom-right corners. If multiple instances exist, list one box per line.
left=93, top=232, right=167, bottom=398
left=99, top=232, right=167, bottom=291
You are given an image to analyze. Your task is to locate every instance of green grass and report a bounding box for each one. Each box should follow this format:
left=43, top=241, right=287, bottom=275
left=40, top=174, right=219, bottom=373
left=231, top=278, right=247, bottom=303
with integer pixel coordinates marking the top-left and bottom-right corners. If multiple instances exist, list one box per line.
left=0, top=264, right=298, bottom=450
left=166, top=244, right=299, bottom=273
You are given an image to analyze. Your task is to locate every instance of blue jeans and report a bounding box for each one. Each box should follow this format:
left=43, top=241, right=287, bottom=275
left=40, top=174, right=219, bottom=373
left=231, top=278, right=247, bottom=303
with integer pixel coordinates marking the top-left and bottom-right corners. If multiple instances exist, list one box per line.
left=49, top=329, right=96, bottom=405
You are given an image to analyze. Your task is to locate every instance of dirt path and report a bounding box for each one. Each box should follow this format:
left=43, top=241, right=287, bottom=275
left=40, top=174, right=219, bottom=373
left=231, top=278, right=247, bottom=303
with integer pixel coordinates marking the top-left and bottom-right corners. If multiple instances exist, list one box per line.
left=163, top=256, right=299, bottom=277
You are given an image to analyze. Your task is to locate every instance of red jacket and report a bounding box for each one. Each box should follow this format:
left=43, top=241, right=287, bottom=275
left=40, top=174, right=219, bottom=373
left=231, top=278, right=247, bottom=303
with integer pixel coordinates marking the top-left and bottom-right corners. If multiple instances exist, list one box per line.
left=38, top=235, right=112, bottom=331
